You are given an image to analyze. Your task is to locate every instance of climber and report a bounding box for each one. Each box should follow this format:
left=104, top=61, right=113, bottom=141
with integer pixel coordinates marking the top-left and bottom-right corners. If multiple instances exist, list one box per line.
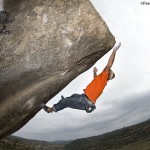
left=42, top=42, right=121, bottom=113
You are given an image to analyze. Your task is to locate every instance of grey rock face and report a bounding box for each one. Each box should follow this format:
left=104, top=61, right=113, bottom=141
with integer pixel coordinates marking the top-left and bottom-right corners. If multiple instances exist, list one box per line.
left=0, top=0, right=115, bottom=138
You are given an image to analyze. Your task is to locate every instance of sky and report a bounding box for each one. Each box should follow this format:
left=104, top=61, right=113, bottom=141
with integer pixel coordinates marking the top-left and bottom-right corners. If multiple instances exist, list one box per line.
left=1, top=0, right=150, bottom=142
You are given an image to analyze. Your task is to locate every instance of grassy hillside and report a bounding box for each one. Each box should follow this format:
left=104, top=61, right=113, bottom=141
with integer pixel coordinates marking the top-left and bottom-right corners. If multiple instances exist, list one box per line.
left=65, top=119, right=150, bottom=150
left=0, top=136, right=67, bottom=150
left=0, top=137, right=35, bottom=150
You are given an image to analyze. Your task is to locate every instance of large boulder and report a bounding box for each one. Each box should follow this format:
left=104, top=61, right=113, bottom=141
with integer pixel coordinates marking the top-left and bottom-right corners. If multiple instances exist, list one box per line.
left=0, top=0, right=115, bottom=138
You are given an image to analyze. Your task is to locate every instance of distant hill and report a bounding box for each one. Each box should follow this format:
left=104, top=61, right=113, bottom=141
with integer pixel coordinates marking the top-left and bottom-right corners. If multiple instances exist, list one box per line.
left=0, top=119, right=150, bottom=150
left=65, top=119, right=150, bottom=150
left=0, top=135, right=69, bottom=150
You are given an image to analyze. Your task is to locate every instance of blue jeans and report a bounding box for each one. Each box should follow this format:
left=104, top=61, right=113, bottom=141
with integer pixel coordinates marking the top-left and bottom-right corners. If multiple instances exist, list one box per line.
left=53, top=94, right=96, bottom=113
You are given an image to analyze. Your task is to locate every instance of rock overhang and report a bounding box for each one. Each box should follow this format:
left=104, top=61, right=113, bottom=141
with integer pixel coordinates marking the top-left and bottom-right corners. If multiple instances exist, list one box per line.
left=0, top=0, right=115, bottom=139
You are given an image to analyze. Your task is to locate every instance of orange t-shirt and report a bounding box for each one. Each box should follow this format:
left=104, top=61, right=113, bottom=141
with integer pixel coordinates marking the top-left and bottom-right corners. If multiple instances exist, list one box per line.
left=83, top=70, right=109, bottom=103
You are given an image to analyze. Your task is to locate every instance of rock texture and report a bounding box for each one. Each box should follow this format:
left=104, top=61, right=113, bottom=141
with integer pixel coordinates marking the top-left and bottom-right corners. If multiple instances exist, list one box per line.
left=0, top=0, right=115, bottom=138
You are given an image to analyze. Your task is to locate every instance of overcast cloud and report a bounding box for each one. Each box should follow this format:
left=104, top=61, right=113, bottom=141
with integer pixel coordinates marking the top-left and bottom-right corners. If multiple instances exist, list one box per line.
left=1, top=0, right=150, bottom=141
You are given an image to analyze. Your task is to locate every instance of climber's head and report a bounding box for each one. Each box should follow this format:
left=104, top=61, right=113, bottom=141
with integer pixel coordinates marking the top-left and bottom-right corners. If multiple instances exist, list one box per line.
left=108, top=69, right=115, bottom=80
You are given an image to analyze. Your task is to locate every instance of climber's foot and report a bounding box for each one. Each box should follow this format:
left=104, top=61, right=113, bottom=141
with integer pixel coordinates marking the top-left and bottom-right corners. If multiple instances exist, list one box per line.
left=41, top=104, right=53, bottom=113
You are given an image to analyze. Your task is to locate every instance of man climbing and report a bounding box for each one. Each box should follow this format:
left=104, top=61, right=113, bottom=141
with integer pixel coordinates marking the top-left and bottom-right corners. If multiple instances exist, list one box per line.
left=42, top=42, right=121, bottom=113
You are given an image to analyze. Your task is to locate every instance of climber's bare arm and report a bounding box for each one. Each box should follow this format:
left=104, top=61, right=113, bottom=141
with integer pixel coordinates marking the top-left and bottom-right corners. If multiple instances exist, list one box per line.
left=104, top=42, right=121, bottom=71
left=93, top=67, right=98, bottom=78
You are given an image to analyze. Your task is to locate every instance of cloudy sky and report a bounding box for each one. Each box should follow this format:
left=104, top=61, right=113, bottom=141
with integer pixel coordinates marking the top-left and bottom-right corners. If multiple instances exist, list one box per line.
left=1, top=0, right=150, bottom=141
